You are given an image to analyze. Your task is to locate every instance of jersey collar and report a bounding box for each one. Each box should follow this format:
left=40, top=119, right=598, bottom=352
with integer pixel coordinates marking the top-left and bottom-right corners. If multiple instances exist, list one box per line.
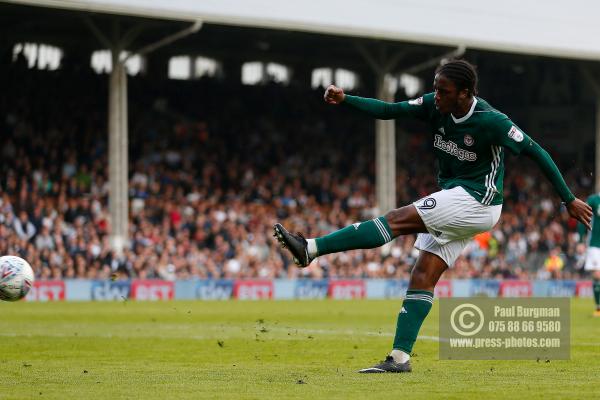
left=451, top=97, right=477, bottom=124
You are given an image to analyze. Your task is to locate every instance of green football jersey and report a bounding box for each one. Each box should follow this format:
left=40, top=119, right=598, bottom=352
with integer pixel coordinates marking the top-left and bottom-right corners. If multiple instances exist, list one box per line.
left=344, top=91, right=574, bottom=205
left=585, top=194, right=600, bottom=248
left=402, top=93, right=531, bottom=205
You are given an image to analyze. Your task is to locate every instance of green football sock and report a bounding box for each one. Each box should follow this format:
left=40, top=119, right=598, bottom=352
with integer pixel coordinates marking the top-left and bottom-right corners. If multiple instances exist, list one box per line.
left=315, top=216, right=393, bottom=256
left=392, top=290, right=434, bottom=354
left=593, top=280, right=600, bottom=310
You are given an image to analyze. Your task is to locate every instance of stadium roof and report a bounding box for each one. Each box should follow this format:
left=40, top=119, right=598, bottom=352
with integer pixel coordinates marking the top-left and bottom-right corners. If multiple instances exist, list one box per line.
left=0, top=1, right=454, bottom=78
left=6, top=0, right=600, bottom=61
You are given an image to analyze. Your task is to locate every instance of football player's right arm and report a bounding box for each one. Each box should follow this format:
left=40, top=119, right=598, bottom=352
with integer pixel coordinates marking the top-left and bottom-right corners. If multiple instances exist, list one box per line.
left=324, top=85, right=431, bottom=120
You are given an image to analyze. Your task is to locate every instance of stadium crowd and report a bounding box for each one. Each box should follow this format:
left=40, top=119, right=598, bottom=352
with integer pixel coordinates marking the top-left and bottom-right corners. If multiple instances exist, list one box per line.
left=0, top=66, right=594, bottom=281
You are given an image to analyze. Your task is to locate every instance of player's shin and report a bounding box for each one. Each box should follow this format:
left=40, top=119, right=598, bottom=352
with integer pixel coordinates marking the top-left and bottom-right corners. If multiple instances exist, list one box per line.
left=312, top=216, right=393, bottom=257
left=391, top=290, right=434, bottom=361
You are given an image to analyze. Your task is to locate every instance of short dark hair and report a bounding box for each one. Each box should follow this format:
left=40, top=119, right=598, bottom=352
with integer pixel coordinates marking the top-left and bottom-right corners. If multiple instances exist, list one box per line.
left=435, top=59, right=478, bottom=96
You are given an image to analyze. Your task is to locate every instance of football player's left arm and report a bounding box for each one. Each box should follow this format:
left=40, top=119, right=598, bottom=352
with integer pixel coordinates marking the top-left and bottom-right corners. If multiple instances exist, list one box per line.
left=521, top=141, right=591, bottom=229
left=577, top=197, right=594, bottom=240
left=492, top=119, right=592, bottom=229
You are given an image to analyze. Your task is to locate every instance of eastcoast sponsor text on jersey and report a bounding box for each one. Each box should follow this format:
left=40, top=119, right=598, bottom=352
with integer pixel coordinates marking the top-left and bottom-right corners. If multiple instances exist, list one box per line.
left=434, top=134, right=477, bottom=162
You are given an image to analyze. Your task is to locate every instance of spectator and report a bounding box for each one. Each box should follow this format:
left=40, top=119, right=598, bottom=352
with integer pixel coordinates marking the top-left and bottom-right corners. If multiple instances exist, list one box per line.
left=0, top=68, right=591, bottom=280
left=13, top=211, right=36, bottom=241
left=544, top=247, right=565, bottom=279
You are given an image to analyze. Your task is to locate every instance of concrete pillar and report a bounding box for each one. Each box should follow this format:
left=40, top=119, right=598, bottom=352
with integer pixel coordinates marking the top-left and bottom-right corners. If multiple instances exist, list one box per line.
left=108, top=52, right=129, bottom=256
left=87, top=18, right=200, bottom=256
left=375, top=73, right=396, bottom=215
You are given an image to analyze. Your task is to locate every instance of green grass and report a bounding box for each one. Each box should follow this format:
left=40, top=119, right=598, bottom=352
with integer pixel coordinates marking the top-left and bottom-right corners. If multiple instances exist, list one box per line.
left=0, top=298, right=598, bottom=399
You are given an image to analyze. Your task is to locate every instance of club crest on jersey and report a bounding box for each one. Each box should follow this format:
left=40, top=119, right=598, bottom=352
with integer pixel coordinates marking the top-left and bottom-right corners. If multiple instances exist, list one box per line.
left=408, top=96, right=423, bottom=106
left=464, top=134, right=474, bottom=146
left=508, top=126, right=524, bottom=142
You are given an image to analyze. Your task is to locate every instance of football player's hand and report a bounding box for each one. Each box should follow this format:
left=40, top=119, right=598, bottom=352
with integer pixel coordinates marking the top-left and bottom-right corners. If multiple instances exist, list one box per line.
left=567, top=198, right=592, bottom=230
left=324, top=85, right=345, bottom=105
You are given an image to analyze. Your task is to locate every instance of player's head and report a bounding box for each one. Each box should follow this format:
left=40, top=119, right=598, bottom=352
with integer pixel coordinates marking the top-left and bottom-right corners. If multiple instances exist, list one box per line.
left=433, top=59, right=478, bottom=114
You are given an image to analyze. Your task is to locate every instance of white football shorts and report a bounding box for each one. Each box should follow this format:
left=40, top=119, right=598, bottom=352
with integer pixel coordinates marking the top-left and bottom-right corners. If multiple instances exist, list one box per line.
left=584, top=247, right=600, bottom=271
left=413, top=186, right=502, bottom=267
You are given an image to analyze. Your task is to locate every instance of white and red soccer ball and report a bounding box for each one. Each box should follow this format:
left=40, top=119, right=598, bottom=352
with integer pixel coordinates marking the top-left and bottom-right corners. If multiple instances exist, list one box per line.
left=0, top=256, right=34, bottom=301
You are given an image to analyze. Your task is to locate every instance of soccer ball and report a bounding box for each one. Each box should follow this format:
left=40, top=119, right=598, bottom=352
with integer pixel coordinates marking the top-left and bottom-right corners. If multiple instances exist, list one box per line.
left=0, top=256, right=34, bottom=302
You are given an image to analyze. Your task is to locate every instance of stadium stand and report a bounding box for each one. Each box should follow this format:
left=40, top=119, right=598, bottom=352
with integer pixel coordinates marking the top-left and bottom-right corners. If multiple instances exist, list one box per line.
left=0, top=63, right=592, bottom=281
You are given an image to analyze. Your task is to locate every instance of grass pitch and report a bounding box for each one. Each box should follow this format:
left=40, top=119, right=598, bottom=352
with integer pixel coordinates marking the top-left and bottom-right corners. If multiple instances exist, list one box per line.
left=0, top=298, right=598, bottom=399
